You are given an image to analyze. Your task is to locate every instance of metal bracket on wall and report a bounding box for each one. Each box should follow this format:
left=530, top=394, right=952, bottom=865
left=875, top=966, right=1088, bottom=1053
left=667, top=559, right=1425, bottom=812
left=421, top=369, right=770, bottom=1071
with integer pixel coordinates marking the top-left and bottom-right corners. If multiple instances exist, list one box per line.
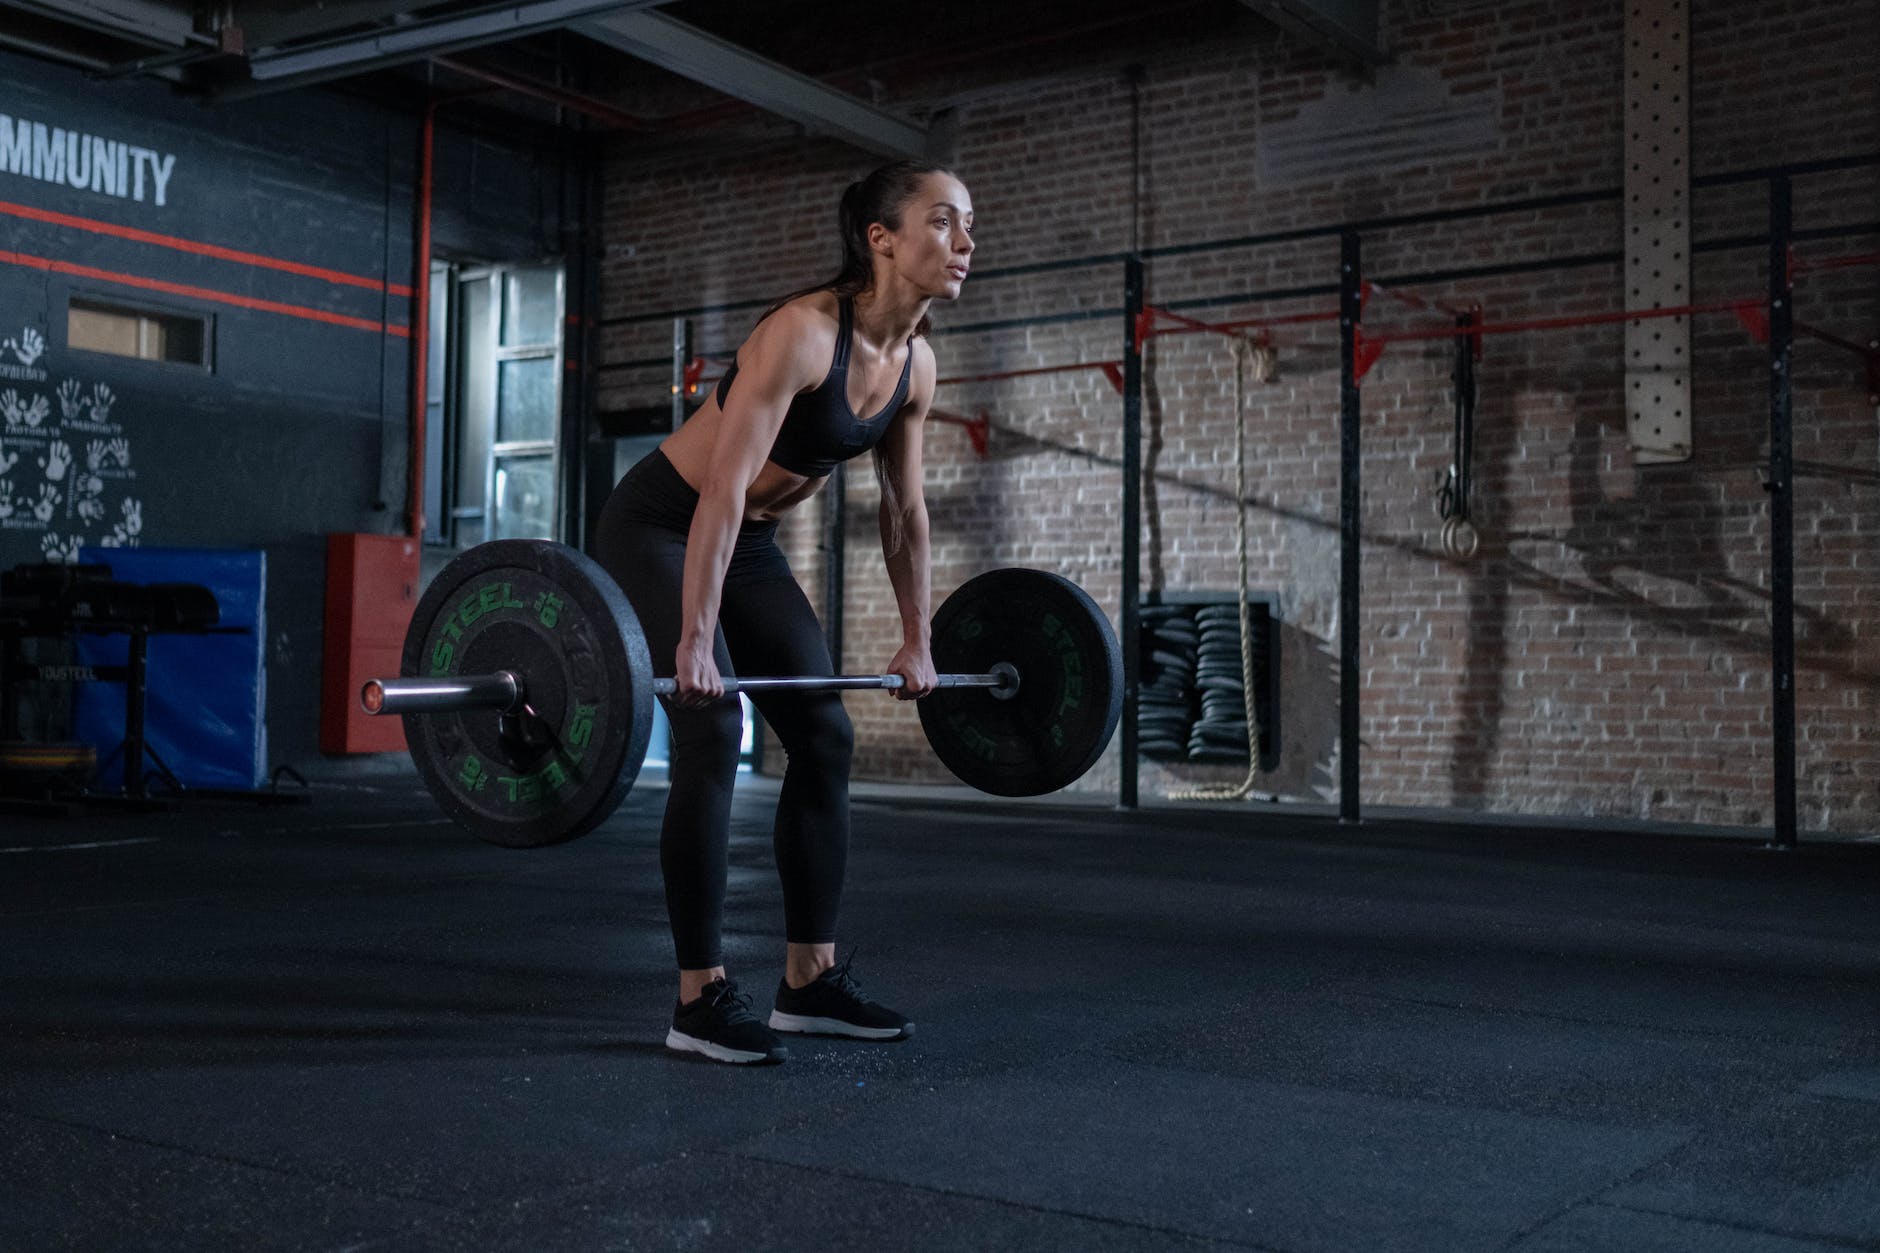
left=1623, top=0, right=1693, bottom=464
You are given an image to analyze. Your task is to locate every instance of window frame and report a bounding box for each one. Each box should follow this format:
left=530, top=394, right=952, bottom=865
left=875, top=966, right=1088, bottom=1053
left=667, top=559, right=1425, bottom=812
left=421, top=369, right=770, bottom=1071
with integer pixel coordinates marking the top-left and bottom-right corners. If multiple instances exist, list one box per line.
left=64, top=291, right=216, bottom=372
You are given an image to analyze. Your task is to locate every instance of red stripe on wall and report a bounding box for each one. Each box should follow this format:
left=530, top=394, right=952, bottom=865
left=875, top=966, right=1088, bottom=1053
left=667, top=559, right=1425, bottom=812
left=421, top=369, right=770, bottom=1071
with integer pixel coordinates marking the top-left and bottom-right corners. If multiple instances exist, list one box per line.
left=0, top=248, right=411, bottom=337
left=0, top=199, right=415, bottom=298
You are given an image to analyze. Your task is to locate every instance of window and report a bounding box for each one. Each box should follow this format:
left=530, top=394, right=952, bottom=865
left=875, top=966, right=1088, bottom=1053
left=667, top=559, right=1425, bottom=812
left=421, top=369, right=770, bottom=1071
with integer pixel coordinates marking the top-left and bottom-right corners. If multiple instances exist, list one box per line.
left=429, top=263, right=565, bottom=547
left=67, top=297, right=209, bottom=366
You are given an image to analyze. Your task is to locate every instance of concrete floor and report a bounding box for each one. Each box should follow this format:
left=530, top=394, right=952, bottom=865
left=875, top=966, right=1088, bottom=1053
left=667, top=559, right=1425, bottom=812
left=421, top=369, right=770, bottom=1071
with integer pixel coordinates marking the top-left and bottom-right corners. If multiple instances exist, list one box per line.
left=2, top=774, right=1877, bottom=1251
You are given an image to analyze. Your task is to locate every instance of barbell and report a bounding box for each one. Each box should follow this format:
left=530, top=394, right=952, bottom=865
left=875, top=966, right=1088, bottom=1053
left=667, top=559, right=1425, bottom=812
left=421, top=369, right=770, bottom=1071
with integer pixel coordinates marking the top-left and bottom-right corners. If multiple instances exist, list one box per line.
left=361, top=540, right=1123, bottom=848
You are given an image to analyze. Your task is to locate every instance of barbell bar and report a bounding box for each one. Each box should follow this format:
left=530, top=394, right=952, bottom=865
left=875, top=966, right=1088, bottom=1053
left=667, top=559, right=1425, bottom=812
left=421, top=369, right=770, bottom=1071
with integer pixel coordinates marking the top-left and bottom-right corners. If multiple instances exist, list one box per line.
left=360, top=663, right=1021, bottom=717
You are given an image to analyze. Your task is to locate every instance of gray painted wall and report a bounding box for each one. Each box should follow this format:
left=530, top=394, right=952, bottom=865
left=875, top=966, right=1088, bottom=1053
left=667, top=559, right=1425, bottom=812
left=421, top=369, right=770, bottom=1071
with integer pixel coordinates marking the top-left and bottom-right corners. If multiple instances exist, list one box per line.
left=0, top=50, right=582, bottom=775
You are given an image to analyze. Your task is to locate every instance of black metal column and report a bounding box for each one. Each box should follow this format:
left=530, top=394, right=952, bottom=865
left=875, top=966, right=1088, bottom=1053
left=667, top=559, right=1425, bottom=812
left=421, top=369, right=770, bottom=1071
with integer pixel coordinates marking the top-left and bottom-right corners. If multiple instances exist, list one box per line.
left=1767, top=176, right=1798, bottom=850
left=1120, top=255, right=1144, bottom=810
left=1338, top=232, right=1363, bottom=825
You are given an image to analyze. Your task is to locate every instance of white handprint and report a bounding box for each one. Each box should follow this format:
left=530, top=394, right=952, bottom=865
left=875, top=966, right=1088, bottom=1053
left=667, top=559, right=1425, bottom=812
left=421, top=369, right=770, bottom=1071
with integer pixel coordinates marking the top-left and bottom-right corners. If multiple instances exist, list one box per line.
left=0, top=448, right=15, bottom=475
left=89, top=383, right=115, bottom=421
left=60, top=381, right=87, bottom=420
left=40, top=532, right=80, bottom=563
left=101, top=529, right=124, bottom=548
left=32, top=483, right=61, bottom=523
left=120, top=497, right=143, bottom=537
left=40, top=440, right=71, bottom=483
left=21, top=394, right=48, bottom=429
left=1, top=390, right=23, bottom=428
left=86, top=439, right=109, bottom=470
left=13, top=328, right=44, bottom=367
left=74, top=470, right=103, bottom=498
left=107, top=437, right=131, bottom=468
left=0, top=482, right=12, bottom=519
left=76, top=494, right=106, bottom=523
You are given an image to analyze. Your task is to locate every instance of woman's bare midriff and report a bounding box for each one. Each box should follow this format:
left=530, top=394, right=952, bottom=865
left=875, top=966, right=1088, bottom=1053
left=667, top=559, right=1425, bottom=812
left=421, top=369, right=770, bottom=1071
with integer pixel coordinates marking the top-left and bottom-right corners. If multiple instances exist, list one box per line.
left=657, top=396, right=827, bottom=523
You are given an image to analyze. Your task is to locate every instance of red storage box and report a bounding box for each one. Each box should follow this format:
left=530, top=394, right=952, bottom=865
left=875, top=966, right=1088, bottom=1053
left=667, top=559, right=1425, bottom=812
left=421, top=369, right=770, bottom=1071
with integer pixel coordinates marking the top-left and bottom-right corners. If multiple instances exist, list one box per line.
left=320, top=533, right=419, bottom=754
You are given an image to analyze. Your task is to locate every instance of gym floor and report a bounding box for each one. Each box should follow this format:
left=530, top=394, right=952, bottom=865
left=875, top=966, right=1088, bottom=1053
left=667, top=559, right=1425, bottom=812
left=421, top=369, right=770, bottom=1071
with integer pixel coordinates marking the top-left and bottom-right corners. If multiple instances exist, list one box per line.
left=3, top=779, right=1877, bottom=1252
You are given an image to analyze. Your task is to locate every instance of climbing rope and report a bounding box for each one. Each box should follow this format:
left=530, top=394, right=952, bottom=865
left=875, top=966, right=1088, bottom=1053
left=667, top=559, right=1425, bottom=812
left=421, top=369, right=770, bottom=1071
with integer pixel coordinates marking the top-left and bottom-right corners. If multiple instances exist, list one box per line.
left=1170, top=337, right=1275, bottom=802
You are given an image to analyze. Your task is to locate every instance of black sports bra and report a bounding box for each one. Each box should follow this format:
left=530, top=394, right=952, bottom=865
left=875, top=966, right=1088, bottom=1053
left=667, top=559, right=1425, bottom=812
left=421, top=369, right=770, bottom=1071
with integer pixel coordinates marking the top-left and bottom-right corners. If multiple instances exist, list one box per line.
left=713, top=295, right=912, bottom=477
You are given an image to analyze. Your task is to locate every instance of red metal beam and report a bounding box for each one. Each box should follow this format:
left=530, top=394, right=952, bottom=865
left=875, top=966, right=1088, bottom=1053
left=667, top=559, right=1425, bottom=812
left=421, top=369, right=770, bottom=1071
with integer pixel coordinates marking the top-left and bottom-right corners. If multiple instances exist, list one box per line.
left=406, top=101, right=436, bottom=539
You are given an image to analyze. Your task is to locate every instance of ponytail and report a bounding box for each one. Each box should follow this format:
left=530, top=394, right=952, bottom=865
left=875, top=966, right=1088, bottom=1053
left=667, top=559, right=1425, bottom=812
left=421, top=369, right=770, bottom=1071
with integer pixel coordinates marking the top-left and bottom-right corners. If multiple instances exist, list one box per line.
left=759, top=160, right=952, bottom=337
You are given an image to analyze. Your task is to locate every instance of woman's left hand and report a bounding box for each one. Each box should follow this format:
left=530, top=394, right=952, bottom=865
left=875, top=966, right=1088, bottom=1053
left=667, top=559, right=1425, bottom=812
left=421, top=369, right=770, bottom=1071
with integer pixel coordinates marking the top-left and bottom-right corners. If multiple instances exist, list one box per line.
left=886, top=645, right=937, bottom=700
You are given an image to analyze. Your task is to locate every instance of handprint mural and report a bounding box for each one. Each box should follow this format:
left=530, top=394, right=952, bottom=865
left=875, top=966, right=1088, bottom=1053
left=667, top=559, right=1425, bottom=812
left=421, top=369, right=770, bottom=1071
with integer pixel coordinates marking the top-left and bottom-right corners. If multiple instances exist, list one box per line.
left=41, top=440, right=72, bottom=483
left=6, top=328, right=46, bottom=367
left=0, top=333, right=148, bottom=557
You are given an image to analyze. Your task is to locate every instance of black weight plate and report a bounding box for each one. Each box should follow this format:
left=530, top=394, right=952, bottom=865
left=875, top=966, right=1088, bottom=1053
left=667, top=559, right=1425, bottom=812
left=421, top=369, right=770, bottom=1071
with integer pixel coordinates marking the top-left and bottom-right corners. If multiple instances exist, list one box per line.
left=400, top=540, right=652, bottom=849
left=919, top=568, right=1123, bottom=797
left=1128, top=711, right=1188, bottom=733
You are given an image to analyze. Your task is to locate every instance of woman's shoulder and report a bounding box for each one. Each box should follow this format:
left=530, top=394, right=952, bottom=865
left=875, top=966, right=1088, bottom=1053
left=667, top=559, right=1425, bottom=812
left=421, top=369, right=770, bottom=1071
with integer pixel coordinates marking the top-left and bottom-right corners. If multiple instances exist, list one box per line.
left=908, top=335, right=937, bottom=384
left=735, top=291, right=841, bottom=389
left=743, top=291, right=839, bottom=359
left=763, top=289, right=843, bottom=335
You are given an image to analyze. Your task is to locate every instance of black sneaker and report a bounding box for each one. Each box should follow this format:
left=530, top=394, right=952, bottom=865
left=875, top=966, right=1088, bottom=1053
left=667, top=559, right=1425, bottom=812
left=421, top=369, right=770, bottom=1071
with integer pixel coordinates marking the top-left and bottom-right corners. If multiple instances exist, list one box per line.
left=667, top=978, right=789, bottom=1065
left=768, top=955, right=913, bottom=1041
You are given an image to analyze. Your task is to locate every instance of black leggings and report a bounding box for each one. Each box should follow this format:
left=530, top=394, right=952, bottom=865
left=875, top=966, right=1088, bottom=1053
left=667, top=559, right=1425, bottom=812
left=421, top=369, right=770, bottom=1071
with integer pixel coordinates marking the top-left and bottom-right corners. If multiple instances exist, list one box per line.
left=592, top=449, right=851, bottom=970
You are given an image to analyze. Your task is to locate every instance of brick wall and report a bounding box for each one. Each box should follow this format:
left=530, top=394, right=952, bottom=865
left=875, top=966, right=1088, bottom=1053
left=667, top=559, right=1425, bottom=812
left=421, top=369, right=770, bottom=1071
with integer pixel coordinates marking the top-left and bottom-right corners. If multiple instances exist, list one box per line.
left=595, top=0, right=1880, bottom=832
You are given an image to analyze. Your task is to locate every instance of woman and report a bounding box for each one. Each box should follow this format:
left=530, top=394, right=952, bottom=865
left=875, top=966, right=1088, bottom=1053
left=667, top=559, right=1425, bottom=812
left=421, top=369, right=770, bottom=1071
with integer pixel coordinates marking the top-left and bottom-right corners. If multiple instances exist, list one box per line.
left=594, top=162, right=973, bottom=1065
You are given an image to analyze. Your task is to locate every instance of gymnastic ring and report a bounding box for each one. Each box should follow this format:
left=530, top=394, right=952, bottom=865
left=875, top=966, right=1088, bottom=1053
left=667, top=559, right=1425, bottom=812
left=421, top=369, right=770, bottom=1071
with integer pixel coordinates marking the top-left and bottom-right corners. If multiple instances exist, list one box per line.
left=1449, top=518, right=1480, bottom=561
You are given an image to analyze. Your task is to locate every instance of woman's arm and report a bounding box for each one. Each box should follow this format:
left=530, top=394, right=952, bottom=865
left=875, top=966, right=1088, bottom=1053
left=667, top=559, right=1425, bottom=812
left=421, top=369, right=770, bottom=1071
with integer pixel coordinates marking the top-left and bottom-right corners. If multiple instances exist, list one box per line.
left=878, top=339, right=937, bottom=700
left=674, top=304, right=829, bottom=703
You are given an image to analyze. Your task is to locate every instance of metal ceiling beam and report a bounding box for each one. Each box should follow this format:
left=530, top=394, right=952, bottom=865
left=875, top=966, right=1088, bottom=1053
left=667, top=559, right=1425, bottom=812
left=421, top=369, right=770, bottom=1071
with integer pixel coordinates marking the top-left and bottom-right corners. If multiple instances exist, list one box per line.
left=230, top=0, right=660, bottom=95
left=0, top=27, right=116, bottom=70
left=234, top=0, right=461, bottom=51
left=1237, top=0, right=1385, bottom=65
left=2, top=0, right=196, bottom=48
left=575, top=10, right=929, bottom=159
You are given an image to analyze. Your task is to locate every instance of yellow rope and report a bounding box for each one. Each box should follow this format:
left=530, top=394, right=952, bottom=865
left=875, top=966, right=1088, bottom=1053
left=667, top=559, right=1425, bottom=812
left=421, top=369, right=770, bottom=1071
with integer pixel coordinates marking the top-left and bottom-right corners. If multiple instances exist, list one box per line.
left=1169, top=337, right=1273, bottom=802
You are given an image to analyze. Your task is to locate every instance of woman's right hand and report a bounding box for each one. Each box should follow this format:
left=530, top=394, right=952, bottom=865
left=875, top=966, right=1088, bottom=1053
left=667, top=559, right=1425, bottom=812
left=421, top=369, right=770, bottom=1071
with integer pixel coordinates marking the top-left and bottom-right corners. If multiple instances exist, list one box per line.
left=672, top=635, right=724, bottom=707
